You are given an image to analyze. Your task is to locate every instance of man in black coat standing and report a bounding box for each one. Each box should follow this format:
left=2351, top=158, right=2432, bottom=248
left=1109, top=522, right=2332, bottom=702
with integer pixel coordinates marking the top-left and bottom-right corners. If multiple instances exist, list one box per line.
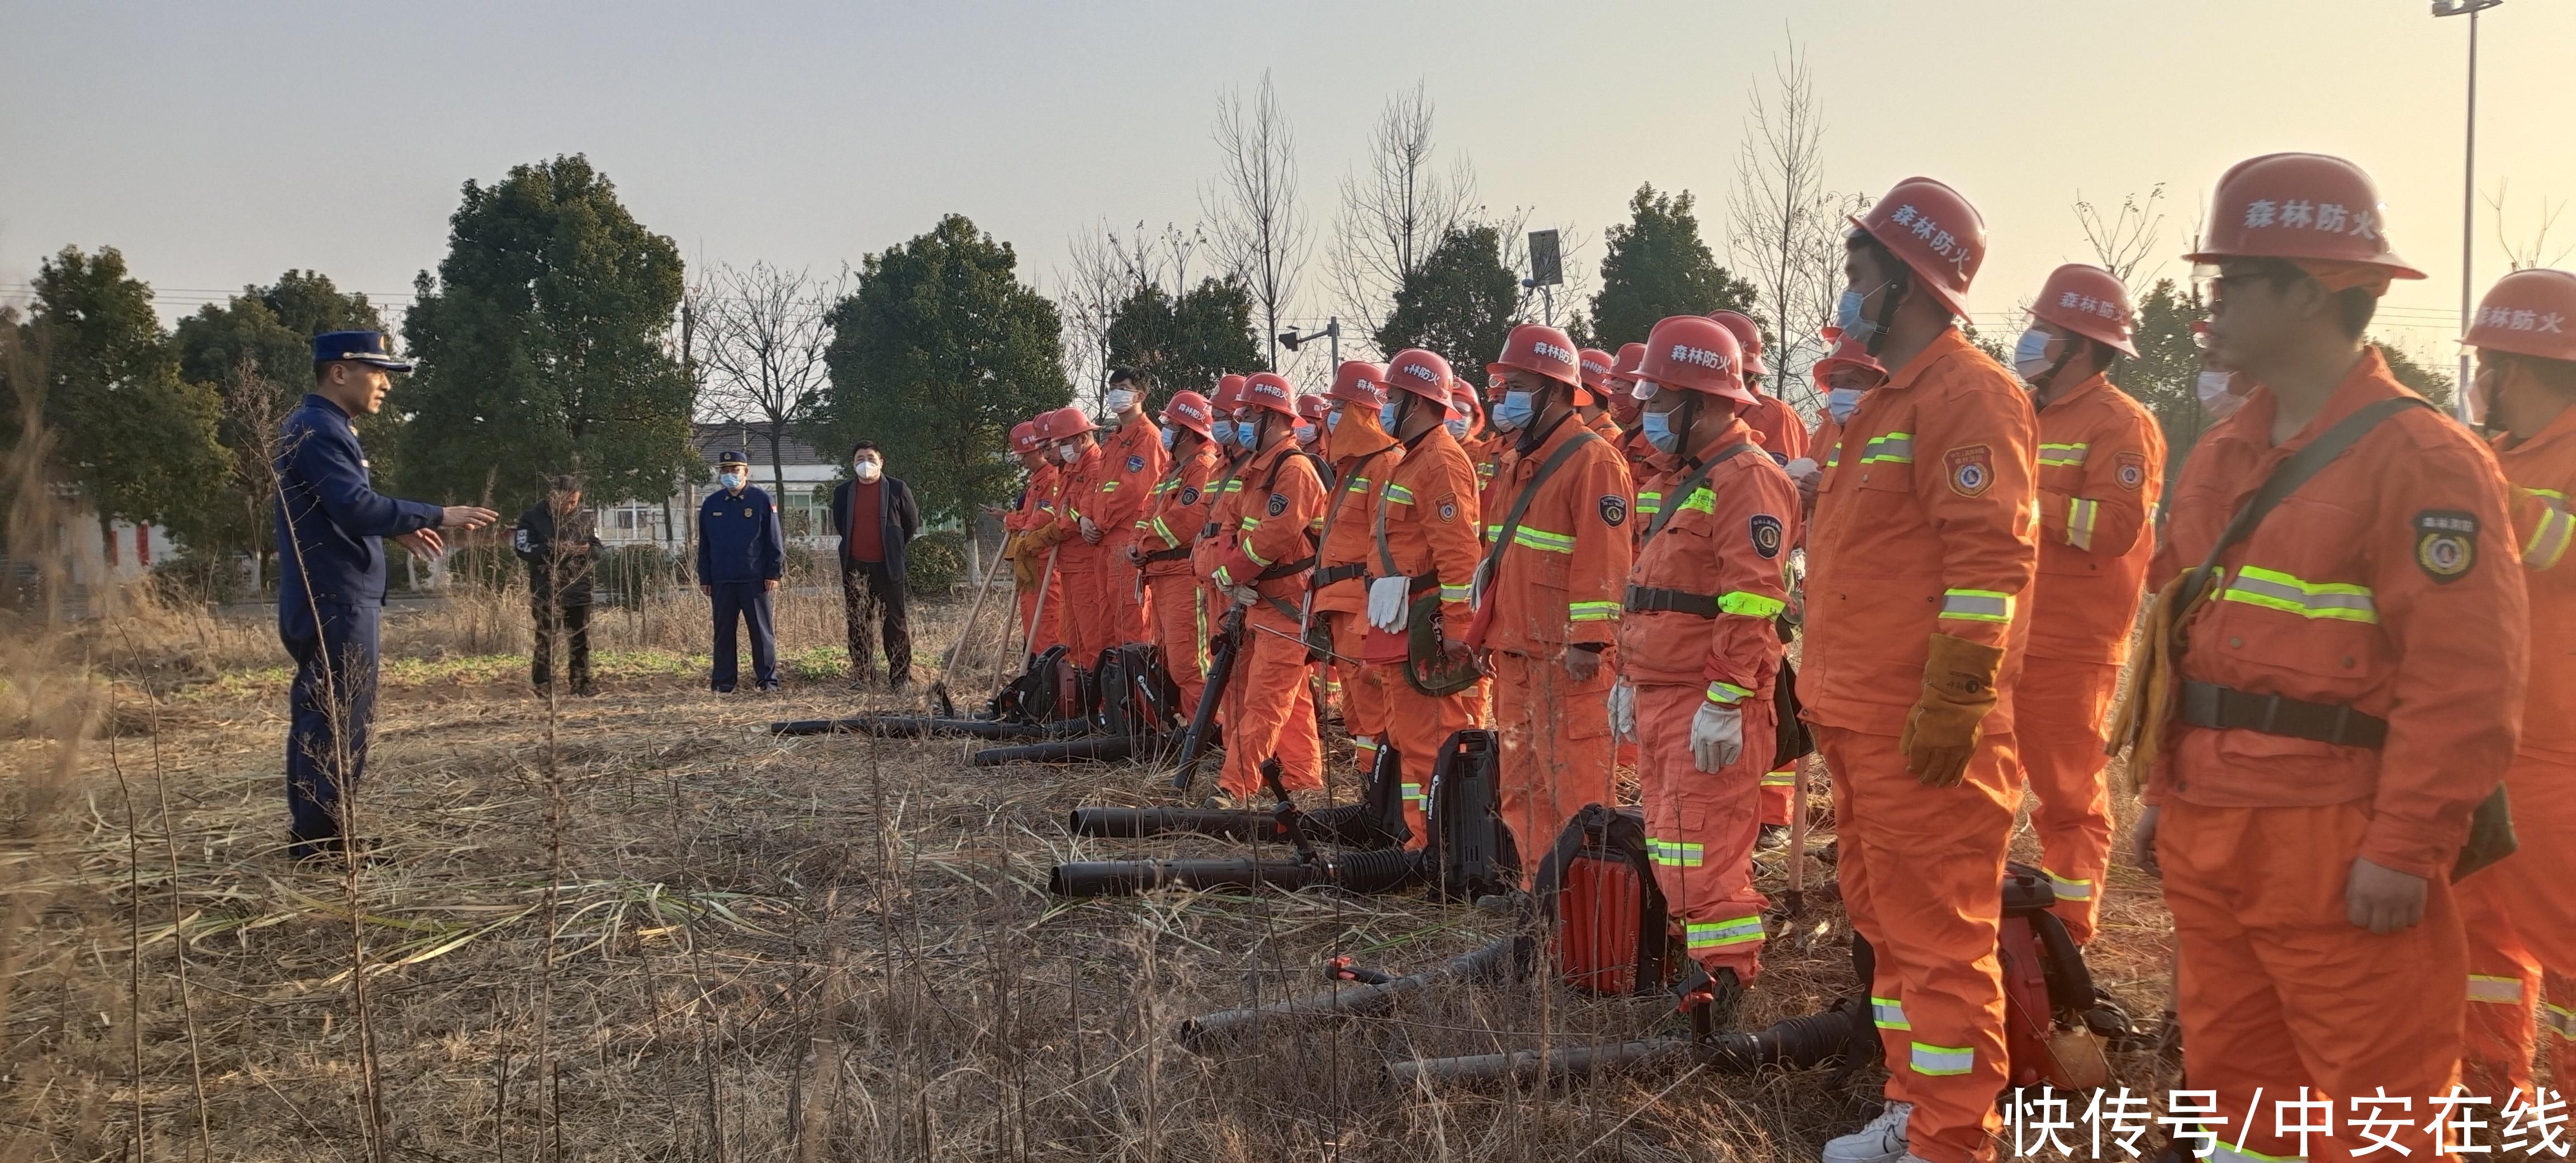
left=828, top=441, right=921, bottom=689
left=513, top=474, right=603, bottom=696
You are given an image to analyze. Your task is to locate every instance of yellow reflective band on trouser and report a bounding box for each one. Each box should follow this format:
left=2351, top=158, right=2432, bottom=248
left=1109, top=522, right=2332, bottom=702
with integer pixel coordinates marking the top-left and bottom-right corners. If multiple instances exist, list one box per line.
left=1685, top=916, right=1765, bottom=949
left=1402, top=782, right=1426, bottom=805
left=1514, top=526, right=1576, bottom=553
left=2037, top=442, right=2090, bottom=467
left=2067, top=496, right=2099, bottom=551
left=1910, top=1042, right=1973, bottom=1076
left=1194, top=588, right=1211, bottom=674
left=1707, top=680, right=1753, bottom=706
left=1938, top=589, right=2014, bottom=623
left=1761, top=769, right=1796, bottom=787
left=2220, top=566, right=2378, bottom=623
left=2545, top=1003, right=2576, bottom=1039
left=1861, top=432, right=1915, bottom=464
left=2210, top=1145, right=2305, bottom=1163
left=2468, top=974, right=2525, bottom=1004
left=1718, top=591, right=1787, bottom=618
left=2525, top=505, right=2573, bottom=570
left=1569, top=601, right=1621, bottom=623
left=1353, top=735, right=1379, bottom=753
left=2043, top=868, right=2094, bottom=901
left=1871, top=997, right=1910, bottom=1030
left=1647, top=838, right=1705, bottom=867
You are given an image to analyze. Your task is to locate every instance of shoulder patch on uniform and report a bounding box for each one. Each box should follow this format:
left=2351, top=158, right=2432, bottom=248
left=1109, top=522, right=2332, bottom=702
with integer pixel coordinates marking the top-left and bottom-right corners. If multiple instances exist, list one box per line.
left=1749, top=514, right=1784, bottom=559
left=1943, top=445, right=1993, bottom=497
left=1267, top=492, right=1288, bottom=517
left=1436, top=494, right=1459, bottom=523
left=2114, top=450, right=2147, bottom=491
left=2413, top=509, right=2478, bottom=583
left=1127, top=453, right=1145, bottom=472
left=1180, top=486, right=1200, bottom=506
left=1599, top=494, right=1628, bottom=527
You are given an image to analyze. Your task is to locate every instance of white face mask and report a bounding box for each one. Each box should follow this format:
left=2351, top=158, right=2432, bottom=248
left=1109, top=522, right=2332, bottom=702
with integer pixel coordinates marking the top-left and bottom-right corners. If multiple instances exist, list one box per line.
left=2196, top=369, right=2244, bottom=420
left=1105, top=388, right=1137, bottom=414
left=2012, top=328, right=2056, bottom=383
left=1056, top=442, right=1080, bottom=462
left=1826, top=387, right=1865, bottom=424
left=851, top=459, right=882, bottom=482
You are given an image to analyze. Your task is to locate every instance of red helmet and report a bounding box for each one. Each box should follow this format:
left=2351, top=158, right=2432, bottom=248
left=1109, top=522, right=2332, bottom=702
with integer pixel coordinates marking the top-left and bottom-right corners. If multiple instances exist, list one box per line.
left=1706, top=311, right=1767, bottom=378
left=1637, top=315, right=1753, bottom=404
left=1813, top=335, right=1888, bottom=389
left=1036, top=405, right=1098, bottom=441
left=1010, top=420, right=1043, bottom=456
left=1162, top=390, right=1214, bottom=439
left=1213, top=374, right=1249, bottom=413
left=1577, top=348, right=1619, bottom=396
left=1327, top=361, right=1389, bottom=408
left=1850, top=177, right=1986, bottom=317
left=1296, top=393, right=1332, bottom=422
left=1241, top=371, right=1297, bottom=417
left=1385, top=348, right=1455, bottom=404
left=2184, top=153, right=2424, bottom=280
left=1486, top=323, right=1585, bottom=396
left=1447, top=384, right=1481, bottom=426
left=2467, top=268, right=2576, bottom=363
left=2032, top=263, right=2139, bottom=357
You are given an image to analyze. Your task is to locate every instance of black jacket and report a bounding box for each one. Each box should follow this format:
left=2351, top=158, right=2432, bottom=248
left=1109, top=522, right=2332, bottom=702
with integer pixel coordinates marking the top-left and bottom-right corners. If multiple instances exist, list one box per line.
left=829, top=475, right=920, bottom=582
left=512, top=502, right=603, bottom=604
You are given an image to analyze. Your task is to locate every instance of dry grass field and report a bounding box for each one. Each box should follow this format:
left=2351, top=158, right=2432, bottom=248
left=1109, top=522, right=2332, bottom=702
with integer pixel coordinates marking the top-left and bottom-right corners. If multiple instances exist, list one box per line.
left=2, top=569, right=2187, bottom=1162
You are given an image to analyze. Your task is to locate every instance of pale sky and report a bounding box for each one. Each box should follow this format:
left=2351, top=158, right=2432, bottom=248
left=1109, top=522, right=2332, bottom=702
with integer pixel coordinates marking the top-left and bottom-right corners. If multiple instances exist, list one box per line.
left=6, top=0, right=2572, bottom=381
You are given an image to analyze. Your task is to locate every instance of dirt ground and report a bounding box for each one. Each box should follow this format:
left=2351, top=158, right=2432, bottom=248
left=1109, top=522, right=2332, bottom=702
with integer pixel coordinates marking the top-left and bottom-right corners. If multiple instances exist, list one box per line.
left=4, top=587, right=2184, bottom=1162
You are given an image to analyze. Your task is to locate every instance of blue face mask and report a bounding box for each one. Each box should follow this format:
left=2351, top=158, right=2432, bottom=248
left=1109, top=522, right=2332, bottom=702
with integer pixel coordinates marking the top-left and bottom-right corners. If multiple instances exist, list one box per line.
left=1445, top=416, right=1470, bottom=440
left=718, top=472, right=744, bottom=490
left=1294, top=423, right=1317, bottom=444
left=1826, top=387, right=1865, bottom=424
left=1161, top=427, right=1177, bottom=450
left=1641, top=408, right=1682, bottom=455
left=1326, top=409, right=1342, bottom=432
left=2011, top=327, right=2056, bottom=384
left=1235, top=418, right=1259, bottom=450
left=1380, top=399, right=1403, bottom=432
left=1211, top=419, right=1237, bottom=447
left=1495, top=390, right=1538, bottom=432
left=1836, top=283, right=1887, bottom=346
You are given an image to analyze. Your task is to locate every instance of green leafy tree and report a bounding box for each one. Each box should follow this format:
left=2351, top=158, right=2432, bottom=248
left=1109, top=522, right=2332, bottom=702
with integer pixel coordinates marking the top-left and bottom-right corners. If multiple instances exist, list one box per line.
left=10, top=246, right=227, bottom=545
left=1587, top=185, right=1759, bottom=348
left=399, top=155, right=695, bottom=515
left=2377, top=341, right=2454, bottom=410
left=173, top=271, right=389, bottom=568
left=818, top=214, right=1070, bottom=526
left=1374, top=225, right=1521, bottom=370
left=1104, top=276, right=1262, bottom=408
left=2125, top=279, right=2210, bottom=484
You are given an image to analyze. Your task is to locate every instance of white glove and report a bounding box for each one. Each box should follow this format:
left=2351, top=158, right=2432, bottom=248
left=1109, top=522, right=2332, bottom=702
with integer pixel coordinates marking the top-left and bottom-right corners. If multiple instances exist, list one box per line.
left=1367, top=575, right=1412, bottom=633
left=1690, top=700, right=1744, bottom=773
left=1608, top=680, right=1637, bottom=743
left=1229, top=585, right=1259, bottom=607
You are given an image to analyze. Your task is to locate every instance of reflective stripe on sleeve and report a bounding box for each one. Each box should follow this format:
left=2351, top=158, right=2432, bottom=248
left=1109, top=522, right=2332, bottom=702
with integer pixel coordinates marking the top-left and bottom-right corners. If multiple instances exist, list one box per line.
left=1685, top=916, right=1765, bottom=950
left=1440, top=582, right=1472, bottom=603
left=1860, top=433, right=1915, bottom=464
left=1909, top=1042, right=1974, bottom=1076
left=2043, top=868, right=2093, bottom=901
left=2037, top=442, right=2090, bottom=467
left=1871, top=997, right=1910, bottom=1030
left=1384, top=483, right=1416, bottom=505
left=1637, top=491, right=1664, bottom=518
left=1513, top=526, right=1577, bottom=552
left=1241, top=540, right=1273, bottom=567
left=1938, top=589, right=2014, bottom=623
left=1152, top=516, right=1180, bottom=547
left=2468, top=974, right=2525, bottom=1004
left=1718, top=591, right=1786, bottom=618
left=1210, top=565, right=1235, bottom=589
left=2067, top=497, right=2099, bottom=551
left=2220, top=566, right=2378, bottom=623
left=1569, top=600, right=1621, bottom=623
left=1679, top=487, right=1716, bottom=515
left=1707, top=680, right=1753, bottom=705
left=2524, top=504, right=2573, bottom=570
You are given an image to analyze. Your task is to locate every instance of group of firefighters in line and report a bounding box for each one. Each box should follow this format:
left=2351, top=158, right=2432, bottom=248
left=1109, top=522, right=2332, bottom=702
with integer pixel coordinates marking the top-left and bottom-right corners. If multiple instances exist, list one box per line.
left=996, top=154, right=2572, bottom=1163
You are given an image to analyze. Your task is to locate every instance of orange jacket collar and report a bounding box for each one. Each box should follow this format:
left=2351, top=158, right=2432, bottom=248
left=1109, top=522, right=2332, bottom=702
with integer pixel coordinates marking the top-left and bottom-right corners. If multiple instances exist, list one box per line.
left=2225, top=346, right=2404, bottom=452
left=1685, top=413, right=1760, bottom=467
left=1879, top=326, right=1980, bottom=395
left=2498, top=396, right=2576, bottom=457
left=2040, top=371, right=2111, bottom=412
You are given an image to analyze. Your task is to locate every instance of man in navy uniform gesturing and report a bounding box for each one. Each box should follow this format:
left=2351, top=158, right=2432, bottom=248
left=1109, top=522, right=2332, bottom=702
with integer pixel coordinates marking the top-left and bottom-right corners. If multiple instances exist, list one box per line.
left=698, top=450, right=785, bottom=691
left=275, top=331, right=496, bottom=862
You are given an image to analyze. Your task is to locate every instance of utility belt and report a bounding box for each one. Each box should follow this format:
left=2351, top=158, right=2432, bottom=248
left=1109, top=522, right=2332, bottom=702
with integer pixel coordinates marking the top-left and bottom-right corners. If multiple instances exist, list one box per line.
left=1623, top=584, right=1719, bottom=618
left=1139, top=544, right=1194, bottom=565
left=1311, top=562, right=1367, bottom=588
left=1254, top=555, right=1315, bottom=583
left=2175, top=680, right=2388, bottom=749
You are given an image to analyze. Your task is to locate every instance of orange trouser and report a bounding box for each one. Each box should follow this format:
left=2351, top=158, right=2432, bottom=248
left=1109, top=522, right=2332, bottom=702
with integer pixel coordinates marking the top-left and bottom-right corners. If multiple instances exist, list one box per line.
left=1490, top=650, right=1615, bottom=885
left=2158, top=798, right=2466, bottom=1162
left=1759, top=767, right=1796, bottom=826
left=1637, top=683, right=1775, bottom=980
left=2456, top=748, right=2576, bottom=1099
left=1327, top=612, right=1387, bottom=779
left=1054, top=549, right=1112, bottom=664
left=1145, top=573, right=1209, bottom=714
left=2016, top=655, right=2120, bottom=944
left=1217, top=606, right=1322, bottom=799
left=1377, top=660, right=1483, bottom=852
left=1099, top=542, right=1153, bottom=649
left=1815, top=725, right=2019, bottom=1163
left=1017, top=568, right=1064, bottom=656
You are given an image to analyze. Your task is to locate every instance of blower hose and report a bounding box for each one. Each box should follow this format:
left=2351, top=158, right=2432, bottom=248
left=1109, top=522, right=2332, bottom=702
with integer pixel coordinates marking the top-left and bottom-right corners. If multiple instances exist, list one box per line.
left=769, top=715, right=1063, bottom=739
left=1180, top=935, right=1526, bottom=1048
left=1067, top=801, right=1404, bottom=849
left=971, top=736, right=1139, bottom=767
left=1048, top=845, right=1422, bottom=898
left=1385, top=1000, right=1869, bottom=1085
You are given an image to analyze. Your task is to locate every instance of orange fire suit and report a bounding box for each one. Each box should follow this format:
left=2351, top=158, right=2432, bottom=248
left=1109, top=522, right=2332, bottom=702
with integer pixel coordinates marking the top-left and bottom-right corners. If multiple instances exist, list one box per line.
left=1092, top=415, right=1166, bottom=652
left=1135, top=439, right=1223, bottom=713
left=1008, top=464, right=1066, bottom=655
left=2145, top=348, right=2526, bottom=1161
left=1756, top=408, right=1846, bottom=829
left=1742, top=388, right=1810, bottom=466
left=1313, top=415, right=1403, bottom=779
left=1470, top=413, right=1635, bottom=875
left=1365, top=424, right=1484, bottom=845
left=1031, top=443, right=1116, bottom=665
left=2456, top=401, right=2576, bottom=1098
left=1620, top=416, right=1800, bottom=979
left=1799, top=328, right=2037, bottom=1163
left=2021, top=372, right=2164, bottom=944
left=1196, top=440, right=1329, bottom=798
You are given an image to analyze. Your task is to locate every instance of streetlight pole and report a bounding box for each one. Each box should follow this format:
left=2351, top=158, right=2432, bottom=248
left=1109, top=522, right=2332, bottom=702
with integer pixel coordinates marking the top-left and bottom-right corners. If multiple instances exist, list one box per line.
left=2436, top=0, right=2503, bottom=423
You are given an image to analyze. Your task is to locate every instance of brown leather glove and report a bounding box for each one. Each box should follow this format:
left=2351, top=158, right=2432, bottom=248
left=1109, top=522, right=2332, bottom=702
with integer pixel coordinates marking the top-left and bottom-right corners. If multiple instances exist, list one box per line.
left=1899, top=633, right=2006, bottom=787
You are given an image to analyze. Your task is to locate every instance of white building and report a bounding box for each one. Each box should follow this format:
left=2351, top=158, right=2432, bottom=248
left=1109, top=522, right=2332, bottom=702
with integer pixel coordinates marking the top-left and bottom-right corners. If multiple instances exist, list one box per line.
left=595, top=422, right=847, bottom=553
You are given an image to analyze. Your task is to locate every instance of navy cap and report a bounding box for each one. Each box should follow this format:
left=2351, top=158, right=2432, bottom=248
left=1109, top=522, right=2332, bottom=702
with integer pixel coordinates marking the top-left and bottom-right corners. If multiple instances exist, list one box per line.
left=312, top=330, right=414, bottom=372
left=716, top=450, right=750, bottom=467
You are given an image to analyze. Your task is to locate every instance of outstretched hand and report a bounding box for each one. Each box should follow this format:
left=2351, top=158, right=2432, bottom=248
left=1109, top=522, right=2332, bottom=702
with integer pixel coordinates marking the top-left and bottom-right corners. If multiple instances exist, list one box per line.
left=441, top=504, right=499, bottom=530
left=392, top=529, right=443, bottom=559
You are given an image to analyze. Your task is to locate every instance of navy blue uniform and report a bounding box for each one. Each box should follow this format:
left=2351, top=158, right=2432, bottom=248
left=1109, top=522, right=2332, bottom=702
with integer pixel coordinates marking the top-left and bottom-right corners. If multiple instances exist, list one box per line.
left=697, top=483, right=784, bottom=690
left=274, top=393, right=441, bottom=850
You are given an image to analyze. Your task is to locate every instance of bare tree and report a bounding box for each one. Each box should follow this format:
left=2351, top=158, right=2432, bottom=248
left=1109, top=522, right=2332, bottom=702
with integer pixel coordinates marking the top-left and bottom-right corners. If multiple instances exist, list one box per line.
left=1204, top=72, right=1311, bottom=370
left=2073, top=185, right=2169, bottom=293
left=693, top=261, right=845, bottom=497
left=1059, top=221, right=1209, bottom=404
left=2488, top=182, right=2576, bottom=272
left=1729, top=39, right=1842, bottom=405
left=1328, top=82, right=1477, bottom=341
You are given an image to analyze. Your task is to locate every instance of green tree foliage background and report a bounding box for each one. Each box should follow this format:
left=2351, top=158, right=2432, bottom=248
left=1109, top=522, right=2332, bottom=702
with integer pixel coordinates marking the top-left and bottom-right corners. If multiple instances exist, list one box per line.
left=1373, top=225, right=1521, bottom=372
left=819, top=214, right=1070, bottom=527
left=399, top=155, right=696, bottom=516
left=6, top=246, right=228, bottom=546
left=1103, top=277, right=1261, bottom=409
left=1587, top=185, right=1759, bottom=349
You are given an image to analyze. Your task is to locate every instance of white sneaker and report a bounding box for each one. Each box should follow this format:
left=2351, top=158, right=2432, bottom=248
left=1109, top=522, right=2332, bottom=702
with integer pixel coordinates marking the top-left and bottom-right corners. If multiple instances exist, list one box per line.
left=1820, top=1102, right=1912, bottom=1163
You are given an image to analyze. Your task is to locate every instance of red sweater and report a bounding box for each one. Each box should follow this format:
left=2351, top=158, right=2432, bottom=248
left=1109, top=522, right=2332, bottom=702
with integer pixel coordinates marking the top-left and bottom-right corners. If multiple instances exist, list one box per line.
left=844, top=479, right=885, bottom=562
